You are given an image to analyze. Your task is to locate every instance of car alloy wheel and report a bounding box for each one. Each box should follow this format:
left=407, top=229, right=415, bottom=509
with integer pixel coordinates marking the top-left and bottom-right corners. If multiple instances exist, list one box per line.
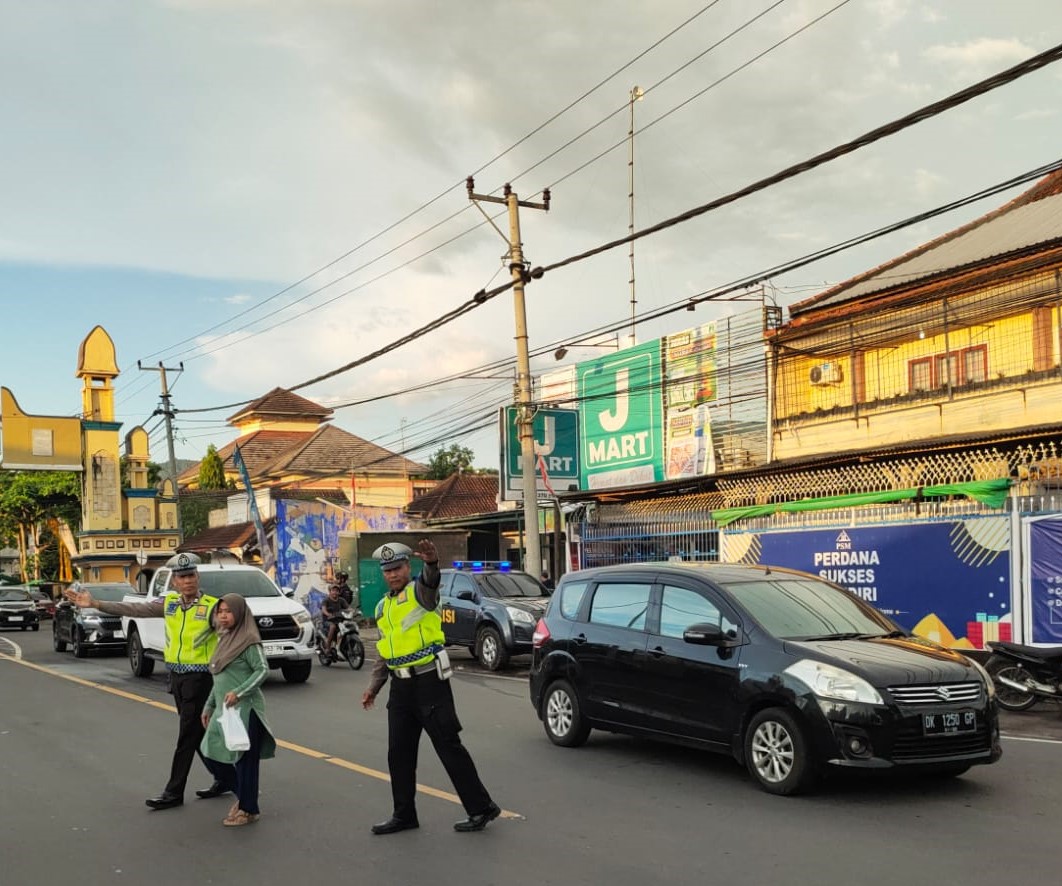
left=745, top=707, right=814, bottom=796
left=543, top=679, right=590, bottom=747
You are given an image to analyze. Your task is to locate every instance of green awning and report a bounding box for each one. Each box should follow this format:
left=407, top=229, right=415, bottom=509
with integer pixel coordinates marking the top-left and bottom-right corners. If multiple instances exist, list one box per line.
left=711, top=477, right=1012, bottom=528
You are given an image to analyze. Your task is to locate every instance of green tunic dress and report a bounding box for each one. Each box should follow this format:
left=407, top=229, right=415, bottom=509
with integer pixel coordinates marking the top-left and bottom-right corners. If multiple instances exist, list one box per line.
left=200, top=644, right=277, bottom=764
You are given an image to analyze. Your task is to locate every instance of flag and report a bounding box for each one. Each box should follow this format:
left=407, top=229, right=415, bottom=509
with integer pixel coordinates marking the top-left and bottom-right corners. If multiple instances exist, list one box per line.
left=537, top=452, right=558, bottom=499
left=233, top=444, right=274, bottom=572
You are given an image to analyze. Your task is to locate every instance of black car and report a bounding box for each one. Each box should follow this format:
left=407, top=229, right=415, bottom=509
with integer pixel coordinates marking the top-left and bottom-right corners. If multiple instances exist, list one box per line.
left=529, top=562, right=1001, bottom=795
left=0, top=586, right=40, bottom=631
left=28, top=588, right=57, bottom=620
left=53, top=582, right=133, bottom=658
left=439, top=561, right=551, bottom=671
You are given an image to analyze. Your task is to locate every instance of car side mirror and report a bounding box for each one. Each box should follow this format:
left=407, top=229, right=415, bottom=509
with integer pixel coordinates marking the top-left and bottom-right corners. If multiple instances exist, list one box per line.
left=456, top=590, right=477, bottom=603
left=683, top=622, right=740, bottom=647
left=282, top=587, right=296, bottom=598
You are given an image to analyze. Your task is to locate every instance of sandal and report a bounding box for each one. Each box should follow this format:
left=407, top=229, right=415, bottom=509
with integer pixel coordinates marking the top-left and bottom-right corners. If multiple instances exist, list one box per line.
left=228, top=802, right=239, bottom=818
left=223, top=809, right=260, bottom=827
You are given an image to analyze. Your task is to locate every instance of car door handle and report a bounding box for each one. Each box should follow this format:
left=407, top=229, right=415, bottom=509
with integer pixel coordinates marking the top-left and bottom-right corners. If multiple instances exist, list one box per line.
left=573, top=633, right=587, bottom=645
left=648, top=646, right=666, bottom=658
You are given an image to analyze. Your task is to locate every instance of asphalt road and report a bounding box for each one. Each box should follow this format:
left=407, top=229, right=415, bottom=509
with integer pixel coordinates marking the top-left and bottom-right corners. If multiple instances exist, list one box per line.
left=2, top=627, right=1061, bottom=886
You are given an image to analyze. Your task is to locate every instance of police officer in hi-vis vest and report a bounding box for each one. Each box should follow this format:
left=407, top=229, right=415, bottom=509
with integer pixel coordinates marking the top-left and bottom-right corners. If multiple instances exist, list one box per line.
left=361, top=539, right=501, bottom=834
left=66, top=552, right=225, bottom=810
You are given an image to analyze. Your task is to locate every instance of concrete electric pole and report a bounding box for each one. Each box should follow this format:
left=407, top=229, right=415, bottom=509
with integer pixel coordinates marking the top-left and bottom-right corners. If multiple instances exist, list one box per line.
left=138, top=360, right=184, bottom=541
left=467, top=177, right=550, bottom=576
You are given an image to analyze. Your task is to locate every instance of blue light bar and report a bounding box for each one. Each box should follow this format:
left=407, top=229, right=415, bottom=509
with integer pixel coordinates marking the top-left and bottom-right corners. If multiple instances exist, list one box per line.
left=471, top=561, right=484, bottom=572
left=498, top=561, right=511, bottom=572
left=452, top=560, right=464, bottom=569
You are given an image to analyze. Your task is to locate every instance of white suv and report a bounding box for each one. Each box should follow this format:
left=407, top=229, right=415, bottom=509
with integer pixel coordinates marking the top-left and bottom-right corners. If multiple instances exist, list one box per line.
left=122, top=563, right=316, bottom=683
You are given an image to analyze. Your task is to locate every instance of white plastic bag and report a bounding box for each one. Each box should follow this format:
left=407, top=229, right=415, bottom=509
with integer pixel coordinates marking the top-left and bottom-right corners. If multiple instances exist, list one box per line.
left=219, top=705, right=251, bottom=752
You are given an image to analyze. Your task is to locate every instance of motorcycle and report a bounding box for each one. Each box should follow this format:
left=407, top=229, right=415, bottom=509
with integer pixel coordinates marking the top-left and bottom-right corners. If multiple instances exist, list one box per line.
left=985, top=640, right=1062, bottom=711
left=315, top=610, right=365, bottom=670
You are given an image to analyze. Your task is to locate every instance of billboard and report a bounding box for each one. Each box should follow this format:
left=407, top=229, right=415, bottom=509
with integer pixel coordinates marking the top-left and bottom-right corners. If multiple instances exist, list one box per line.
left=578, top=340, right=664, bottom=489
left=538, top=322, right=718, bottom=492
left=500, top=406, right=580, bottom=501
left=722, top=518, right=1011, bottom=649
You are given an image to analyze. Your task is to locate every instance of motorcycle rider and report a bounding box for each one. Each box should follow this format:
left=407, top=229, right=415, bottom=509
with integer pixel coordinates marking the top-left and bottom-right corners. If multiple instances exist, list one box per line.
left=320, top=583, right=352, bottom=657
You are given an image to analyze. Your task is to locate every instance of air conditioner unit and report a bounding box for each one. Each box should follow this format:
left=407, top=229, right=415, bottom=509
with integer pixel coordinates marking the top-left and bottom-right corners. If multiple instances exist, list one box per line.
left=809, top=362, right=843, bottom=385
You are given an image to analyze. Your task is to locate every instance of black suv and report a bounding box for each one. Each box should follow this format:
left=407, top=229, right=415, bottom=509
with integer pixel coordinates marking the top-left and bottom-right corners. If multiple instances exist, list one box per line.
left=53, top=582, right=132, bottom=658
left=438, top=561, right=551, bottom=671
left=0, top=586, right=40, bottom=631
left=530, top=562, right=1001, bottom=795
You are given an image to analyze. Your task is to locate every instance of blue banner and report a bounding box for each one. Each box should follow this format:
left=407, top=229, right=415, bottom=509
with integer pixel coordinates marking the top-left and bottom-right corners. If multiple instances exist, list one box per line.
left=232, top=444, right=274, bottom=573
left=728, top=519, right=1011, bottom=649
left=1030, top=517, right=1062, bottom=643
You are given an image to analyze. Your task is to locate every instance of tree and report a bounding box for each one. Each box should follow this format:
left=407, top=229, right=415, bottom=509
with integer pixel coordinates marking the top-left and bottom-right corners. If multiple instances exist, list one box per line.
left=0, top=470, right=81, bottom=580
left=198, top=444, right=227, bottom=489
left=427, top=444, right=475, bottom=479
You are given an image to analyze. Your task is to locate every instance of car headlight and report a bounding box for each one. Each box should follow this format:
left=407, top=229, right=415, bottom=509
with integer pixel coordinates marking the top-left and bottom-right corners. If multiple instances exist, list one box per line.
left=505, top=606, right=535, bottom=625
left=294, top=611, right=312, bottom=625
left=785, top=659, right=884, bottom=705
left=967, top=656, right=996, bottom=699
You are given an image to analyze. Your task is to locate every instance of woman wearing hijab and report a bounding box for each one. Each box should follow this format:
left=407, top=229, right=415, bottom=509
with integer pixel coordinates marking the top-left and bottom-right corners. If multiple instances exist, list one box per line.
left=198, top=594, right=277, bottom=826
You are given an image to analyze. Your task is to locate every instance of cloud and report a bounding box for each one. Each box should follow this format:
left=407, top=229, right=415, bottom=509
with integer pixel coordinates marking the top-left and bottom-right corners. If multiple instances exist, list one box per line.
left=225, top=293, right=254, bottom=305
left=1014, top=108, right=1057, bottom=121
left=923, top=37, right=1035, bottom=79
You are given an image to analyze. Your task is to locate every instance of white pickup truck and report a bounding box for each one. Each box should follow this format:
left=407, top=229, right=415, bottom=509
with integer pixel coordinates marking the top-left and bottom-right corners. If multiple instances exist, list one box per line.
left=122, top=562, right=316, bottom=683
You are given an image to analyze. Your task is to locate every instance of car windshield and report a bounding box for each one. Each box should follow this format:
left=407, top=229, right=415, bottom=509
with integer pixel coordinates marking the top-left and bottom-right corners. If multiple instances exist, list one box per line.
left=198, top=570, right=280, bottom=599
left=477, top=572, right=548, bottom=598
left=83, top=584, right=134, bottom=602
left=722, top=578, right=896, bottom=641
left=0, top=588, right=30, bottom=602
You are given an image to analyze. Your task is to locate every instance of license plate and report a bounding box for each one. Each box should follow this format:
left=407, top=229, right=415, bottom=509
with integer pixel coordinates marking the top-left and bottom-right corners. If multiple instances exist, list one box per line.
left=923, top=710, right=977, bottom=736
left=263, top=643, right=284, bottom=656
left=8, top=616, right=23, bottom=623
left=112, top=629, right=125, bottom=639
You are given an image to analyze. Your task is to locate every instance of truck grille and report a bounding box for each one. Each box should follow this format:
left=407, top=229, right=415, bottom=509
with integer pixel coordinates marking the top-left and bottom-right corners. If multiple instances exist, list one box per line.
left=254, top=614, right=299, bottom=641
left=888, top=682, right=982, bottom=705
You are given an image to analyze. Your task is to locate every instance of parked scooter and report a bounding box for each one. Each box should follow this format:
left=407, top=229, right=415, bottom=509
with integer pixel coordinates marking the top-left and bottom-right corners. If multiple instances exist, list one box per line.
left=314, top=610, right=365, bottom=670
left=985, top=640, right=1062, bottom=711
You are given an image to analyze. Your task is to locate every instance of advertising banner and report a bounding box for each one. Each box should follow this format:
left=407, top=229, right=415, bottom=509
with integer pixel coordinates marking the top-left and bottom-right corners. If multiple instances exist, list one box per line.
left=664, top=323, right=717, bottom=479
left=577, top=340, right=664, bottom=489
left=1029, top=517, right=1062, bottom=643
left=721, top=518, right=1011, bottom=649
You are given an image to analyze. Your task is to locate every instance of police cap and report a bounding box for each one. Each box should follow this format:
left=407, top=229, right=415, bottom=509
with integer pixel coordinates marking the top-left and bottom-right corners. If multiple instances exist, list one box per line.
left=167, top=552, right=202, bottom=575
left=372, top=542, right=412, bottom=571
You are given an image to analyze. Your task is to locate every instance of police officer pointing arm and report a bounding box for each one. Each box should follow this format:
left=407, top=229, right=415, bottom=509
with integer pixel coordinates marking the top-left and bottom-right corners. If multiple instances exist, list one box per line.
left=361, top=538, right=501, bottom=835
left=64, top=552, right=229, bottom=810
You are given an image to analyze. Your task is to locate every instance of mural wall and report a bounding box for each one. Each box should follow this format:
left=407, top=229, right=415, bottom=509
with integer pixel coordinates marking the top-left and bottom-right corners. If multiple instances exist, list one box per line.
left=275, top=499, right=412, bottom=618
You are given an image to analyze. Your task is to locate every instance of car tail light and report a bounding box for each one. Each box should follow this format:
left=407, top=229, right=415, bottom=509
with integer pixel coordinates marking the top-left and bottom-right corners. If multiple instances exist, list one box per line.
left=532, top=618, right=551, bottom=648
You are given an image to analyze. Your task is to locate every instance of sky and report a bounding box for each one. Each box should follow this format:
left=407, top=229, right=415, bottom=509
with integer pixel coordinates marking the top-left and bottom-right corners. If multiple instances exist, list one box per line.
left=1, top=0, right=1060, bottom=473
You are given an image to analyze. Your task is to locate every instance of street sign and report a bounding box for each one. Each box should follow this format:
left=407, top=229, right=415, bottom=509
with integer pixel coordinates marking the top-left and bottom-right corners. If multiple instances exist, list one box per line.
left=500, top=407, right=580, bottom=501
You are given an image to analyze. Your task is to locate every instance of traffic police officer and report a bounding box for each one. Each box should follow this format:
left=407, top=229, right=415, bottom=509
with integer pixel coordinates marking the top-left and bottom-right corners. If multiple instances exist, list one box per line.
left=361, top=539, right=501, bottom=834
left=66, top=552, right=223, bottom=809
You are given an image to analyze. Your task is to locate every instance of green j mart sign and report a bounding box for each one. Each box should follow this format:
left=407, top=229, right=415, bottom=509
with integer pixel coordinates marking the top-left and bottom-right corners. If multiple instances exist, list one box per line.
left=500, top=406, right=580, bottom=501
left=577, top=340, right=664, bottom=489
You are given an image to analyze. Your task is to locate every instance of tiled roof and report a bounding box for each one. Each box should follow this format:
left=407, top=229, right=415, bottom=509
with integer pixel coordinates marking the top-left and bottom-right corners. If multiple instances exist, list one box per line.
left=404, top=472, right=499, bottom=519
left=179, top=518, right=274, bottom=554
left=791, top=167, right=1062, bottom=317
left=259, top=423, right=427, bottom=478
left=177, top=430, right=314, bottom=484
left=226, top=387, right=334, bottom=424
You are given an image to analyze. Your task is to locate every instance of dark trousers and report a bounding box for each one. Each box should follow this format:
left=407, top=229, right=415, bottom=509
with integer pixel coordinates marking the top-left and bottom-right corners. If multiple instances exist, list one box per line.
left=386, top=669, right=493, bottom=823
left=203, top=711, right=265, bottom=815
left=164, top=671, right=213, bottom=798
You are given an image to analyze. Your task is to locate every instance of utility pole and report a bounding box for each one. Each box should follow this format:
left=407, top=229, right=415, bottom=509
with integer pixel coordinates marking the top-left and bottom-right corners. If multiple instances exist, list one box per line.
left=467, top=177, right=550, bottom=575
left=138, top=360, right=184, bottom=541
left=627, top=85, right=644, bottom=348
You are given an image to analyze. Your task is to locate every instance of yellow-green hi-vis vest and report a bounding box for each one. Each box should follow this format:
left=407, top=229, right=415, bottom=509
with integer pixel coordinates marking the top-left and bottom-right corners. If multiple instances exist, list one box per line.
left=375, top=584, right=445, bottom=668
left=162, top=592, right=219, bottom=670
